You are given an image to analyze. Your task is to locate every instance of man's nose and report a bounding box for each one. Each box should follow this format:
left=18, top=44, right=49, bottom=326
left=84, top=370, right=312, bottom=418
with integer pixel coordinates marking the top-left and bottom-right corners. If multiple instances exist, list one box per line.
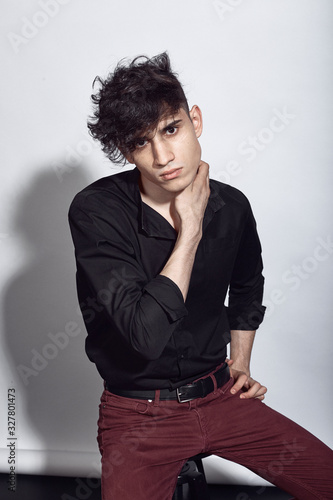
left=152, top=140, right=175, bottom=167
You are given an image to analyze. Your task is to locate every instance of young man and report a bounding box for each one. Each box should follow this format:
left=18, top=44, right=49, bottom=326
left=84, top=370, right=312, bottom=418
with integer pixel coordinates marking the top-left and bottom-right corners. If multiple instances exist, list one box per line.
left=69, top=53, right=333, bottom=499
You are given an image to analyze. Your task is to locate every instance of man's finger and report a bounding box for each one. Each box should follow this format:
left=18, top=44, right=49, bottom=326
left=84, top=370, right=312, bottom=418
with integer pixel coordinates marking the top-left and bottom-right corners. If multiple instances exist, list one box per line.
left=196, top=161, right=209, bottom=179
left=240, top=383, right=267, bottom=399
left=230, top=374, right=248, bottom=394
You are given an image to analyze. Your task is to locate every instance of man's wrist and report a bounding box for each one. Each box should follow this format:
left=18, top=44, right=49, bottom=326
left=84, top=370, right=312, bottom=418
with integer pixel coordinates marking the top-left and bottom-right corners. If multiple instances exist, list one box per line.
left=230, top=364, right=250, bottom=377
left=229, top=329, right=255, bottom=377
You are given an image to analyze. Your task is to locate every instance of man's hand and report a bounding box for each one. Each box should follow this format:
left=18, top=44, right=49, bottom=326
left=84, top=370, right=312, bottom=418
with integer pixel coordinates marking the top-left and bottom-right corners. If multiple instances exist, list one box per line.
left=227, top=359, right=267, bottom=400
left=172, top=161, right=210, bottom=235
left=160, top=161, right=210, bottom=300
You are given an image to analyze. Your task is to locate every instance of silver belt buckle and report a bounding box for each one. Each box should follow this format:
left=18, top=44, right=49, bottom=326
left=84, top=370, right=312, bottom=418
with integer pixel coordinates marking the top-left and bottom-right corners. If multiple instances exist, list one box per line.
left=176, top=386, right=195, bottom=403
left=176, top=384, right=196, bottom=403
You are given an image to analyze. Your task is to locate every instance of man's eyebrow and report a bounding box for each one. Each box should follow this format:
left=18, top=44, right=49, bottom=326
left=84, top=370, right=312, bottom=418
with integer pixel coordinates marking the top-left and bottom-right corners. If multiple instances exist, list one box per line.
left=160, top=119, right=182, bottom=133
left=131, top=118, right=183, bottom=146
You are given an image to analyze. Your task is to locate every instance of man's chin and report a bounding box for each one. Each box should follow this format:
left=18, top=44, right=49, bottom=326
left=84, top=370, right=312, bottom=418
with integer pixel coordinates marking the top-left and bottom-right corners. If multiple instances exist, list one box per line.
left=163, top=179, right=191, bottom=194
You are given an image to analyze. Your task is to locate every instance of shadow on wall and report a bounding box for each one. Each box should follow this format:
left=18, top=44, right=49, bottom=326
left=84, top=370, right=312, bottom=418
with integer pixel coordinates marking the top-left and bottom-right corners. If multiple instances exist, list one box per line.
left=3, top=162, right=103, bottom=472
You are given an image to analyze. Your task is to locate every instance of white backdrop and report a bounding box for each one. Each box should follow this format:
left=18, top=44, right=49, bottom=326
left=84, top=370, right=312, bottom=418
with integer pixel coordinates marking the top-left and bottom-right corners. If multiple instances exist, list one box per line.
left=1, top=0, right=332, bottom=491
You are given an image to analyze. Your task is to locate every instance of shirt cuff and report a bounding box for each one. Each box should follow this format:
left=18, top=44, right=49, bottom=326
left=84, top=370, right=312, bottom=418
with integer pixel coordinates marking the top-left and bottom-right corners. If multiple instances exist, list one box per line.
left=227, top=304, right=266, bottom=330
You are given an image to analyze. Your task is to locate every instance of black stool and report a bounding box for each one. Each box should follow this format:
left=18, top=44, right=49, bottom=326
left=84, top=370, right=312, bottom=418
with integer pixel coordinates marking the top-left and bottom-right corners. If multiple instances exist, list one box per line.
left=172, top=454, right=210, bottom=500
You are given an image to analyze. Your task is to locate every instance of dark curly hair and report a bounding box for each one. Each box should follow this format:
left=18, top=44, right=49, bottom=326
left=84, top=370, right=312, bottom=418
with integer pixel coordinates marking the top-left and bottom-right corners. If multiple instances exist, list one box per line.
left=87, top=52, right=189, bottom=165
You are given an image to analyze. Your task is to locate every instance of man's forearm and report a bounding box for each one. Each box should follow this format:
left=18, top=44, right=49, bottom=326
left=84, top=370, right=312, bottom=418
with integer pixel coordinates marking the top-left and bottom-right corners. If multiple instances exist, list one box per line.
left=160, top=162, right=210, bottom=301
left=160, top=226, right=201, bottom=301
left=229, top=329, right=256, bottom=376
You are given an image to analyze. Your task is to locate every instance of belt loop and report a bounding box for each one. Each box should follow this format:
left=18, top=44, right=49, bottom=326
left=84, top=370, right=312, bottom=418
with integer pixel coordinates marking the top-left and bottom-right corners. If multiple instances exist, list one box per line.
left=211, top=374, right=218, bottom=394
left=153, top=389, right=160, bottom=406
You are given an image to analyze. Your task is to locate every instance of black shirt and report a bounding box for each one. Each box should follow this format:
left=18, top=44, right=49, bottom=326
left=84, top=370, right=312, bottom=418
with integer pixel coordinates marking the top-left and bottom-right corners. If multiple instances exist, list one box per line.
left=68, top=167, right=265, bottom=390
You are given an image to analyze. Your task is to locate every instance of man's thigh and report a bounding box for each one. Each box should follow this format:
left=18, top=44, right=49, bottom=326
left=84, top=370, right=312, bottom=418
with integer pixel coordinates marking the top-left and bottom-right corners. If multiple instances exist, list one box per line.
left=97, top=389, right=204, bottom=500
left=198, top=381, right=333, bottom=500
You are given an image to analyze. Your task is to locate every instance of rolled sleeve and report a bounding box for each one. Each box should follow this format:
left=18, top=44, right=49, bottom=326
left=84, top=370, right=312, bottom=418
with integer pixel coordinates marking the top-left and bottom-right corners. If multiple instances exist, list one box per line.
left=143, top=275, right=188, bottom=322
left=69, top=197, right=187, bottom=361
left=227, top=203, right=266, bottom=331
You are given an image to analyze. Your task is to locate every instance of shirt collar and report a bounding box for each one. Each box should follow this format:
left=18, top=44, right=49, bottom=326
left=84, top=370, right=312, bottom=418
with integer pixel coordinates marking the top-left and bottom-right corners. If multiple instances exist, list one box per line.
left=203, top=181, right=225, bottom=231
left=128, top=167, right=225, bottom=238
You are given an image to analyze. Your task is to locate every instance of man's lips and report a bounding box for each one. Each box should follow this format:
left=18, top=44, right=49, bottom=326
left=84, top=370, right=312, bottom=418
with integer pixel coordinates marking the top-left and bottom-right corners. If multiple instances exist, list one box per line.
left=160, top=167, right=183, bottom=180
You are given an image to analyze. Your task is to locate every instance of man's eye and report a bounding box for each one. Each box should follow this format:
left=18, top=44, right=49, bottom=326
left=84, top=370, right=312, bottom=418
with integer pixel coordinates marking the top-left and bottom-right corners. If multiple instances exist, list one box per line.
left=166, top=126, right=177, bottom=135
left=136, top=139, right=147, bottom=148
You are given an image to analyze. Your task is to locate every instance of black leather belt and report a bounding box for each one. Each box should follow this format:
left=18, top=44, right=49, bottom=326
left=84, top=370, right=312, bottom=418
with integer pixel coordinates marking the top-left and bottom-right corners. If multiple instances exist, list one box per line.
left=106, top=363, right=230, bottom=403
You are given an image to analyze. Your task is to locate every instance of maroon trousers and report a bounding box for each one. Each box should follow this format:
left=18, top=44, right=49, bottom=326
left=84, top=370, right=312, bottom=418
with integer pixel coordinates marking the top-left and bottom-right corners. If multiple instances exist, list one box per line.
left=97, top=374, right=333, bottom=500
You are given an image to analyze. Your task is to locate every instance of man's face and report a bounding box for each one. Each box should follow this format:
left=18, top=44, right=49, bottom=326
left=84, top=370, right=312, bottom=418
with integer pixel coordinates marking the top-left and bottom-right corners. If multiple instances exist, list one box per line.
left=126, top=106, right=203, bottom=200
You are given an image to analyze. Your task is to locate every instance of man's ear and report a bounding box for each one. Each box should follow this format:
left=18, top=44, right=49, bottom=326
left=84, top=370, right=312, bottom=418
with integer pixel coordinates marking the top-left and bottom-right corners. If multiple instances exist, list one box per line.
left=125, top=155, right=135, bottom=165
left=189, top=105, right=203, bottom=139
left=121, top=149, right=134, bottom=165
